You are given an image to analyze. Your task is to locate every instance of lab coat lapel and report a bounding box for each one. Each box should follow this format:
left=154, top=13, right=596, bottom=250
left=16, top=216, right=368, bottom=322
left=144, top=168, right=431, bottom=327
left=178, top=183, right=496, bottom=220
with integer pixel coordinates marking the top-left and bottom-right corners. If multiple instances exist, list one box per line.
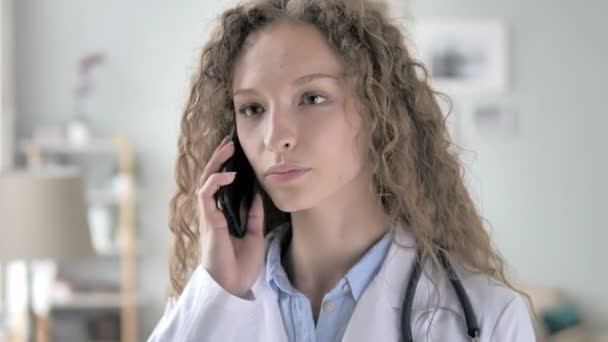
left=341, top=222, right=418, bottom=342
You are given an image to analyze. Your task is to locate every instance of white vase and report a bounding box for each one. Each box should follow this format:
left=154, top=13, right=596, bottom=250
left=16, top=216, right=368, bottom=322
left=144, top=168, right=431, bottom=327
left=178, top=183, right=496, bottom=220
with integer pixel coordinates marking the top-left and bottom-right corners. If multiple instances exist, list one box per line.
left=66, top=117, right=91, bottom=146
left=88, top=206, right=113, bottom=254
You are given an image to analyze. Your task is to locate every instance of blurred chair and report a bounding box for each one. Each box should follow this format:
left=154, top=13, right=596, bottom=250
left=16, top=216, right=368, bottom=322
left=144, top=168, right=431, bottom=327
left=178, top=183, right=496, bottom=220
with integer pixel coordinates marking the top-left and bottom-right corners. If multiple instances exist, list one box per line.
left=523, top=284, right=594, bottom=342
left=0, top=167, right=94, bottom=342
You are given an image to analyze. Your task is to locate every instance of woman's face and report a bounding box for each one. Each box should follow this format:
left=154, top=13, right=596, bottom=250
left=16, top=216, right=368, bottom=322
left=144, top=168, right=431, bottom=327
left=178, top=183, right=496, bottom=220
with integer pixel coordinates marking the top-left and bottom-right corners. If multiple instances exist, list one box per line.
left=232, top=21, right=370, bottom=212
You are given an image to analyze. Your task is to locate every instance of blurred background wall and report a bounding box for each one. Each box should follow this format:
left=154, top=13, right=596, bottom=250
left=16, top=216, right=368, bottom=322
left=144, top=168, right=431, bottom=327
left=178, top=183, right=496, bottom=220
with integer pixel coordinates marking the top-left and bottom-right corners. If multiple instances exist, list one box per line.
left=408, top=0, right=608, bottom=332
left=7, top=0, right=607, bottom=338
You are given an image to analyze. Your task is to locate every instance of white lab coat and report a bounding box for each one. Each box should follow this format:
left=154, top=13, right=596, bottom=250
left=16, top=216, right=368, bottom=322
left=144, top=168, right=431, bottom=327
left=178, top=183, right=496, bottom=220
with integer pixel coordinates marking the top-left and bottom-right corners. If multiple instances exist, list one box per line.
left=148, top=222, right=536, bottom=341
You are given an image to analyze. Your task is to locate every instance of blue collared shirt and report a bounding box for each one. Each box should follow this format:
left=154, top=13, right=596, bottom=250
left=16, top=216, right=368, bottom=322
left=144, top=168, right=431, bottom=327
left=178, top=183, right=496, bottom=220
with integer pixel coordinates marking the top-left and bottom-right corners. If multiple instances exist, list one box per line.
left=265, top=225, right=393, bottom=342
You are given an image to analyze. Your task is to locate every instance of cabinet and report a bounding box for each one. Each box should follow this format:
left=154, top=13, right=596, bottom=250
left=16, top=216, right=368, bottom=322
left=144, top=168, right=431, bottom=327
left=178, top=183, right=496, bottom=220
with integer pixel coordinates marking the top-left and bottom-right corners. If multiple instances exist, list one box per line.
left=22, top=135, right=138, bottom=342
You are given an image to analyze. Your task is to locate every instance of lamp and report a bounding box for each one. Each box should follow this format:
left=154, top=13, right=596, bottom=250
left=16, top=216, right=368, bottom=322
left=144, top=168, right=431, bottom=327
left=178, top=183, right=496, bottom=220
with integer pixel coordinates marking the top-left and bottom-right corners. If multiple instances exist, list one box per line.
left=0, top=167, right=94, bottom=342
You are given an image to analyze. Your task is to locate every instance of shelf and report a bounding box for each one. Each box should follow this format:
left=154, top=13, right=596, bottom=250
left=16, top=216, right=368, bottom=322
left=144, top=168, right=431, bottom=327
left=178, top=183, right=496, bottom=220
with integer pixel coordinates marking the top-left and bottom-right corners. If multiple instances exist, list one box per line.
left=52, top=292, right=123, bottom=311
left=25, top=134, right=140, bottom=341
left=93, top=242, right=143, bottom=258
left=19, top=139, right=120, bottom=155
left=88, top=188, right=121, bottom=205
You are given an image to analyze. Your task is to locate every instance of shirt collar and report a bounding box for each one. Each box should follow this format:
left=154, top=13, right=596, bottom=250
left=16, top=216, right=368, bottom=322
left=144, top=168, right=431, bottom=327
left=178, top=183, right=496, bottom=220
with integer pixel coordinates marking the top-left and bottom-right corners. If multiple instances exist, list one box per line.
left=343, top=230, right=393, bottom=300
left=265, top=223, right=296, bottom=294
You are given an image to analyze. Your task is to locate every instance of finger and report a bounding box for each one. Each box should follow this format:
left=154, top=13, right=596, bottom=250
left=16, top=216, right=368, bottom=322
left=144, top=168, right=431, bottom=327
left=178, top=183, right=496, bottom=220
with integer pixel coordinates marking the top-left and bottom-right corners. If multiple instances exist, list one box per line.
left=219, top=135, right=231, bottom=147
left=201, top=138, right=233, bottom=180
left=197, top=172, right=236, bottom=230
left=198, top=141, right=235, bottom=190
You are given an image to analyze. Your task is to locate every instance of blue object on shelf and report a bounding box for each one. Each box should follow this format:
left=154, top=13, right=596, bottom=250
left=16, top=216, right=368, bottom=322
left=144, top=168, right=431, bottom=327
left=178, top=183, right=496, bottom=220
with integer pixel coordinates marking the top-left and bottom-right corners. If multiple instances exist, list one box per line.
left=542, top=303, right=581, bottom=335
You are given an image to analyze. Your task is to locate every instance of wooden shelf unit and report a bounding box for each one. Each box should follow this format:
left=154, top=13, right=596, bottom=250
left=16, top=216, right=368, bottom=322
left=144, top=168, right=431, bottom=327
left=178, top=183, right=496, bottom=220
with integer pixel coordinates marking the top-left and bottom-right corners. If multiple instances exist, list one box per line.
left=24, top=135, right=138, bottom=342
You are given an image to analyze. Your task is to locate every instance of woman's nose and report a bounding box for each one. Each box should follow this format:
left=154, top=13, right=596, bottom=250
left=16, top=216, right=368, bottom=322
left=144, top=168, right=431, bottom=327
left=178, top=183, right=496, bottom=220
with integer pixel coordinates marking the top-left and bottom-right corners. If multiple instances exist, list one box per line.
left=263, top=110, right=296, bottom=153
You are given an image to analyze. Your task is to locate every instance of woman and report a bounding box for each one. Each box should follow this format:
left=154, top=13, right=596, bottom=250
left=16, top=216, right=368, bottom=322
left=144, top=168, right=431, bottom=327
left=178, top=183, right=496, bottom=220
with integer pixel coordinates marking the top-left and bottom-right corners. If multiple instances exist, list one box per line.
left=149, top=0, right=536, bottom=341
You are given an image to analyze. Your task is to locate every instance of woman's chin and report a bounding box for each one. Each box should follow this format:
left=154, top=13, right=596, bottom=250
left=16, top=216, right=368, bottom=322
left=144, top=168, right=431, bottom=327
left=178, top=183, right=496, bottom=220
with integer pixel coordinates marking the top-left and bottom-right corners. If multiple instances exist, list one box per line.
left=273, top=201, right=306, bottom=213
left=268, top=192, right=312, bottom=213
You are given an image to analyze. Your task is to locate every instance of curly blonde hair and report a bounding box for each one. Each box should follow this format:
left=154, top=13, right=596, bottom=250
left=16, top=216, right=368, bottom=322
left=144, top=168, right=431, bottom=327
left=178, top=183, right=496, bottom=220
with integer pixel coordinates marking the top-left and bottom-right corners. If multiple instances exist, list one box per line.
left=167, top=0, right=521, bottom=300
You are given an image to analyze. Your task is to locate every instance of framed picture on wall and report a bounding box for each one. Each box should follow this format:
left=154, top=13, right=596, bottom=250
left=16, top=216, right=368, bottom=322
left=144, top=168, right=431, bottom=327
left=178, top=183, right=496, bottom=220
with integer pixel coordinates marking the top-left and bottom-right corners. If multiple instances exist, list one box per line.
left=411, top=19, right=509, bottom=96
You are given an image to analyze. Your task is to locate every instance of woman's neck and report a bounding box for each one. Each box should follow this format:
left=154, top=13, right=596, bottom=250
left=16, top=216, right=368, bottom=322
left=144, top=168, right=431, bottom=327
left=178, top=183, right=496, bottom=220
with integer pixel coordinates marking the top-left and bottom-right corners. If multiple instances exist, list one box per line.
left=282, top=170, right=391, bottom=308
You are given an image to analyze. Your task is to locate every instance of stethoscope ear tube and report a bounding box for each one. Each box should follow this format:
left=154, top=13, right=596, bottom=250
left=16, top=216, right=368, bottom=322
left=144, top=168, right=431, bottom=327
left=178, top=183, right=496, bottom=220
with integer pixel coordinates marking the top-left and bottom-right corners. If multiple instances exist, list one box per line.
left=437, top=251, right=480, bottom=340
left=400, top=249, right=481, bottom=341
left=401, top=250, right=423, bottom=342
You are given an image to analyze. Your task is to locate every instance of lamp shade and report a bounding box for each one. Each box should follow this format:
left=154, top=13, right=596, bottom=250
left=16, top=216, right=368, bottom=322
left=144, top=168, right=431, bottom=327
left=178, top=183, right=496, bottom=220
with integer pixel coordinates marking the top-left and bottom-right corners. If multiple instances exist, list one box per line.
left=0, top=167, right=94, bottom=260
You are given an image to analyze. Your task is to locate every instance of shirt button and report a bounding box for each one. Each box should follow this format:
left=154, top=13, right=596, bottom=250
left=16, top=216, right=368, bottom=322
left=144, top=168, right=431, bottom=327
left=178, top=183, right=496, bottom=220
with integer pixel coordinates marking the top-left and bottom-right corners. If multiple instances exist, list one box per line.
left=342, top=283, right=350, bottom=292
left=323, top=301, right=335, bottom=312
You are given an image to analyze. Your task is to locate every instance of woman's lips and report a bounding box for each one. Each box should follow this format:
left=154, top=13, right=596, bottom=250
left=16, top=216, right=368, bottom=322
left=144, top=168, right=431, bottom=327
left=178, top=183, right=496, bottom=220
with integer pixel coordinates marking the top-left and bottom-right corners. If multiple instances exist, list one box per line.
left=264, top=168, right=311, bottom=183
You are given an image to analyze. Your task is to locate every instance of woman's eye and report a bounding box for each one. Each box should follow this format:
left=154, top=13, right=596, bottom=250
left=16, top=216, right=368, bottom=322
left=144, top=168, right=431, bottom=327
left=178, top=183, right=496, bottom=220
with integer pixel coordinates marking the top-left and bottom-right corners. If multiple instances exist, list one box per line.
left=302, top=93, right=327, bottom=105
left=238, top=104, right=264, bottom=117
left=237, top=94, right=326, bottom=116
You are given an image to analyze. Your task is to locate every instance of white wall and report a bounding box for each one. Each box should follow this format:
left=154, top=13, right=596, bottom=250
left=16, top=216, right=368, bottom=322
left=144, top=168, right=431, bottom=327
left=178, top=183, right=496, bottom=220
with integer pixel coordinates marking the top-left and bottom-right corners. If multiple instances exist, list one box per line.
left=409, top=0, right=608, bottom=331
left=1, top=0, right=15, bottom=170
left=14, top=0, right=608, bottom=336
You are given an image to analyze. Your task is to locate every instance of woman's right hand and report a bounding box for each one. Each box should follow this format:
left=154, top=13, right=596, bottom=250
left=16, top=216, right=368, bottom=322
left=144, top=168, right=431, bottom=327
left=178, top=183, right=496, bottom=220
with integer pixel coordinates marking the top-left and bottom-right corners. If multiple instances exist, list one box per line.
left=196, top=136, right=266, bottom=298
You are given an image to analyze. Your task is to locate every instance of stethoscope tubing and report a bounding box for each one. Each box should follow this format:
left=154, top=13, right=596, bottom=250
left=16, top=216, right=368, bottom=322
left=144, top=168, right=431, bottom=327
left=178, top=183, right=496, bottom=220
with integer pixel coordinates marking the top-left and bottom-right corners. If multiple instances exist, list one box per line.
left=401, top=249, right=481, bottom=341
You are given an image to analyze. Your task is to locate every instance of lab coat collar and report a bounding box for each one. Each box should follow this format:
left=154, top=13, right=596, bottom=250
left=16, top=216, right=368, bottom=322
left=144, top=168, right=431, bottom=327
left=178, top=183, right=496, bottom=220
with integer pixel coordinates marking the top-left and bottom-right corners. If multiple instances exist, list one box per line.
left=383, top=218, right=418, bottom=310
left=340, top=219, right=418, bottom=341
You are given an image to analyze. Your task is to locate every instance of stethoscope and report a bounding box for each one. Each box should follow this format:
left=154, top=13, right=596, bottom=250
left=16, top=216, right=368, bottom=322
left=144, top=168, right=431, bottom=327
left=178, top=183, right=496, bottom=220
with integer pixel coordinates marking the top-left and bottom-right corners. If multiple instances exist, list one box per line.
left=400, top=249, right=481, bottom=341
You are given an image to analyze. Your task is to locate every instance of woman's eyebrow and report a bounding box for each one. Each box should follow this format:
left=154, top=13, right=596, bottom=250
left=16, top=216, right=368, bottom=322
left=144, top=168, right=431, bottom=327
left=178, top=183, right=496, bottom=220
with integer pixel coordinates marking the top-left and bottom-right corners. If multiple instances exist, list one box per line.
left=292, top=72, right=342, bottom=85
left=233, top=72, right=343, bottom=97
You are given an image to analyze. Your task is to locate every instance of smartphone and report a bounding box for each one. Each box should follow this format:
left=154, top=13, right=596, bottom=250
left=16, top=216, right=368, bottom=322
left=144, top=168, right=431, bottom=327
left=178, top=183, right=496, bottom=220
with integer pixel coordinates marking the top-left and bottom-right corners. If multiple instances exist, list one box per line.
left=214, top=126, right=257, bottom=238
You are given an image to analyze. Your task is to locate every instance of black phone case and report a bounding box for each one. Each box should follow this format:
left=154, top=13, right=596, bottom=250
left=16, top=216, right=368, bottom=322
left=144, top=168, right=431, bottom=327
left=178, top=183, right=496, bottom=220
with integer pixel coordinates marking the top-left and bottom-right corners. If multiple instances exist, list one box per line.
left=214, top=127, right=256, bottom=238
